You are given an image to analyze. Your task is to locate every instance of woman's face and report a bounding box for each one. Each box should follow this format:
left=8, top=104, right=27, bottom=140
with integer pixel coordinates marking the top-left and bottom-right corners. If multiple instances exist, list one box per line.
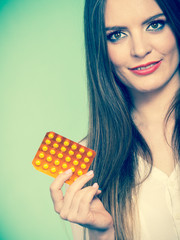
left=105, top=0, right=179, bottom=93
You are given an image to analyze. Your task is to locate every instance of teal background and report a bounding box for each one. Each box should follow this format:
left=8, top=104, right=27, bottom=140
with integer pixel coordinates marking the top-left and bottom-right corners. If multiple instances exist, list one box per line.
left=0, top=0, right=87, bottom=239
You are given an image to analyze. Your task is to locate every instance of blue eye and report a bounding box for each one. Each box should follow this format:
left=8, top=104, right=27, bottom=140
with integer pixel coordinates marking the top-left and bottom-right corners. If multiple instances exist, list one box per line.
left=107, top=31, right=127, bottom=42
left=146, top=20, right=166, bottom=31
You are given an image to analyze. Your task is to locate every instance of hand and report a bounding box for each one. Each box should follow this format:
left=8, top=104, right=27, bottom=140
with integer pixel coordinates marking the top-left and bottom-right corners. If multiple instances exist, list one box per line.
left=50, top=169, right=114, bottom=235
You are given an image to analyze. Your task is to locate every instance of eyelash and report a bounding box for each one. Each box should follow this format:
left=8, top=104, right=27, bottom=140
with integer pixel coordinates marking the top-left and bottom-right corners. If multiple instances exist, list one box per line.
left=106, top=31, right=127, bottom=43
left=146, top=20, right=166, bottom=31
left=106, top=19, right=166, bottom=43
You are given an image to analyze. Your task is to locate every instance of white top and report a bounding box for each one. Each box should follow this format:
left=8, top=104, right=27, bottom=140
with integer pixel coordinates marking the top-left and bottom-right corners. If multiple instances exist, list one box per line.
left=138, top=157, right=180, bottom=240
left=70, top=153, right=180, bottom=240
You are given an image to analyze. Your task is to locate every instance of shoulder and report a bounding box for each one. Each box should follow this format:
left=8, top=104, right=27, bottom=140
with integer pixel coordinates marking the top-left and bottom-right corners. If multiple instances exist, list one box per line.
left=79, top=137, right=88, bottom=147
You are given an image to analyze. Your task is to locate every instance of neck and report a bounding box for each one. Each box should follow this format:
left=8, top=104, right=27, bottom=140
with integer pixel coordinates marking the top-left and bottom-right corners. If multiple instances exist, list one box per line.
left=130, top=73, right=179, bottom=128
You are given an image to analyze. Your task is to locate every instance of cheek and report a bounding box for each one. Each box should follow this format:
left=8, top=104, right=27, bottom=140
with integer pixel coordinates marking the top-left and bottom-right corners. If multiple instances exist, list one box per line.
left=107, top=43, right=129, bottom=67
left=154, top=28, right=178, bottom=56
left=155, top=28, right=179, bottom=72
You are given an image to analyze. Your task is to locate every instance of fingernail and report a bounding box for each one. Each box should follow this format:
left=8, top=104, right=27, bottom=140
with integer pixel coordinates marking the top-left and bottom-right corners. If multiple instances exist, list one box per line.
left=92, top=183, right=98, bottom=188
left=65, top=169, right=73, bottom=174
left=86, top=170, right=94, bottom=176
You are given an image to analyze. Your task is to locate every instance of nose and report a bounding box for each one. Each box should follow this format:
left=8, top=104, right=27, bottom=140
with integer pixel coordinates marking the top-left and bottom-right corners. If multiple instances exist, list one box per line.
left=130, top=33, right=151, bottom=58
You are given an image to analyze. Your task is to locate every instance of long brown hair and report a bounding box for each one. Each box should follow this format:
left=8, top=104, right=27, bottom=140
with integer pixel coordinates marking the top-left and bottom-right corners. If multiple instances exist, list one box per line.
left=83, top=0, right=180, bottom=239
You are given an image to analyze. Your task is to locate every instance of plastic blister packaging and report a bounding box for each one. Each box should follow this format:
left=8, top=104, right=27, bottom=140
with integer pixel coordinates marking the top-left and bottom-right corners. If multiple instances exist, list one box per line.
left=32, top=132, right=96, bottom=184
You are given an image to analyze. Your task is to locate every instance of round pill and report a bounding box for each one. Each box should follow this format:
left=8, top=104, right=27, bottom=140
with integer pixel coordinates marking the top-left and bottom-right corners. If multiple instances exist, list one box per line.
left=76, top=154, right=82, bottom=159
left=79, top=148, right=85, bottom=153
left=61, top=147, right=66, bottom=152
left=87, top=151, right=93, bottom=157
left=43, top=164, right=49, bottom=169
left=81, top=163, right=86, bottom=169
left=39, top=153, right=44, bottom=159
left=71, top=144, right=77, bottom=150
left=69, top=150, right=74, bottom=156
left=47, top=156, right=52, bottom=162
left=42, top=146, right=48, bottom=151
left=62, top=163, right=68, bottom=169
left=65, top=157, right=71, bottom=162
left=77, top=170, right=83, bottom=176
left=35, top=160, right=41, bottom=166
left=64, top=141, right=70, bottom=146
left=50, top=149, right=56, bottom=155
left=70, top=166, right=75, bottom=172
left=48, top=133, right=54, bottom=139
left=54, top=160, right=60, bottom=165
left=73, top=160, right=79, bottom=166
left=84, top=157, right=90, bottom=163
left=45, top=139, right=51, bottom=145
left=59, top=170, right=63, bottom=174
left=56, top=137, right=62, bottom=142
left=74, top=177, right=78, bottom=182
left=53, top=143, right=59, bottom=148
left=51, top=167, right=56, bottom=173
left=58, top=153, right=63, bottom=158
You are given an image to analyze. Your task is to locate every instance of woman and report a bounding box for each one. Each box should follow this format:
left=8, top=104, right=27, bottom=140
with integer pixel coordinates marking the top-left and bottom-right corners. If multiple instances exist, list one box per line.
left=50, top=0, right=180, bottom=239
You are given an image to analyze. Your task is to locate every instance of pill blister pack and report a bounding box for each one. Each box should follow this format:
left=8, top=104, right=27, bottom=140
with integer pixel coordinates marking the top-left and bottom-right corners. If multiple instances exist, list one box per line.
left=32, top=132, right=96, bottom=184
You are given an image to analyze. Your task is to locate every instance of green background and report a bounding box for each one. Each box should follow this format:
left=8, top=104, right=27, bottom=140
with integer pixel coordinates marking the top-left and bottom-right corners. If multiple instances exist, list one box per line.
left=0, top=0, right=87, bottom=239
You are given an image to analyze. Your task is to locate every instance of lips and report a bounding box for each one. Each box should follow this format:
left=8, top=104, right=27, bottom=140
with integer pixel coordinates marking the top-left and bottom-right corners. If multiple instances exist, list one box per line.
left=129, top=60, right=162, bottom=76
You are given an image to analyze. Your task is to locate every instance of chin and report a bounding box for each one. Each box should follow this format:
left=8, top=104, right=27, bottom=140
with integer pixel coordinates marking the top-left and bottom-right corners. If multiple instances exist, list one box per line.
left=127, top=80, right=171, bottom=95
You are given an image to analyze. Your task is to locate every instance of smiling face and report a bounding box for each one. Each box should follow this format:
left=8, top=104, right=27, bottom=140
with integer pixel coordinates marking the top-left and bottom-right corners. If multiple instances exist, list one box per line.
left=105, top=0, right=179, bottom=94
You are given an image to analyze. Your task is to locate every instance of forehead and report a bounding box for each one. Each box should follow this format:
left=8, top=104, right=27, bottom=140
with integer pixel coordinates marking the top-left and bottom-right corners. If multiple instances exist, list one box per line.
left=105, top=0, right=163, bottom=26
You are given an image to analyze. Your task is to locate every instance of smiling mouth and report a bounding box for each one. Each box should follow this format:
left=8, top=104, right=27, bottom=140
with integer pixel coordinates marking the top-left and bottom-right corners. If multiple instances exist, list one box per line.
left=129, top=60, right=162, bottom=75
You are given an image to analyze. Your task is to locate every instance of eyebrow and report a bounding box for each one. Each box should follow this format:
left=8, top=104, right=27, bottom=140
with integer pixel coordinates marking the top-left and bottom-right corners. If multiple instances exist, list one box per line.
left=105, top=13, right=165, bottom=31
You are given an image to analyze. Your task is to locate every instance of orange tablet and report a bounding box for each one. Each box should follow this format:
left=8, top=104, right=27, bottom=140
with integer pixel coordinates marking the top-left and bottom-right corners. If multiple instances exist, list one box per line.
left=32, top=132, right=96, bottom=184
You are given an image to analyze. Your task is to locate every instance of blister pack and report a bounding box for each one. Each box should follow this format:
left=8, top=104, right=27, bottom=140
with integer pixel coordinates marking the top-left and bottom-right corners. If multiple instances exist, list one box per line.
left=32, top=132, right=96, bottom=184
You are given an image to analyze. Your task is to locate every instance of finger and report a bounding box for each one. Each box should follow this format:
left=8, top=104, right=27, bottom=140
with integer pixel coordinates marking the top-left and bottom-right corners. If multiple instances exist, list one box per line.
left=96, top=189, right=102, bottom=195
left=68, top=186, right=94, bottom=216
left=49, top=169, right=73, bottom=212
left=68, top=185, right=98, bottom=221
left=67, top=170, right=94, bottom=194
left=77, top=183, right=99, bottom=217
left=60, top=171, right=94, bottom=218
left=63, top=170, right=94, bottom=204
left=65, top=184, right=99, bottom=223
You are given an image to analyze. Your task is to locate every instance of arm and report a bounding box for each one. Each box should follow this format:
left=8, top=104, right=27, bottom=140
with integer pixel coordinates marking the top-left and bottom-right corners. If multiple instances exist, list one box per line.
left=71, top=223, right=88, bottom=240
left=88, top=227, right=115, bottom=240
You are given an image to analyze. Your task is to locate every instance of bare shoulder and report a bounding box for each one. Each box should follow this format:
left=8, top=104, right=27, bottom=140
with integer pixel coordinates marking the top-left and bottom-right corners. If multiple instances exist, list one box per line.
left=79, top=137, right=88, bottom=147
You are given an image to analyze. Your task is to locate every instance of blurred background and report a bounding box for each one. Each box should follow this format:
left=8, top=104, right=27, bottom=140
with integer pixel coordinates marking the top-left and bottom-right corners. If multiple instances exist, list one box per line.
left=0, top=0, right=87, bottom=239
